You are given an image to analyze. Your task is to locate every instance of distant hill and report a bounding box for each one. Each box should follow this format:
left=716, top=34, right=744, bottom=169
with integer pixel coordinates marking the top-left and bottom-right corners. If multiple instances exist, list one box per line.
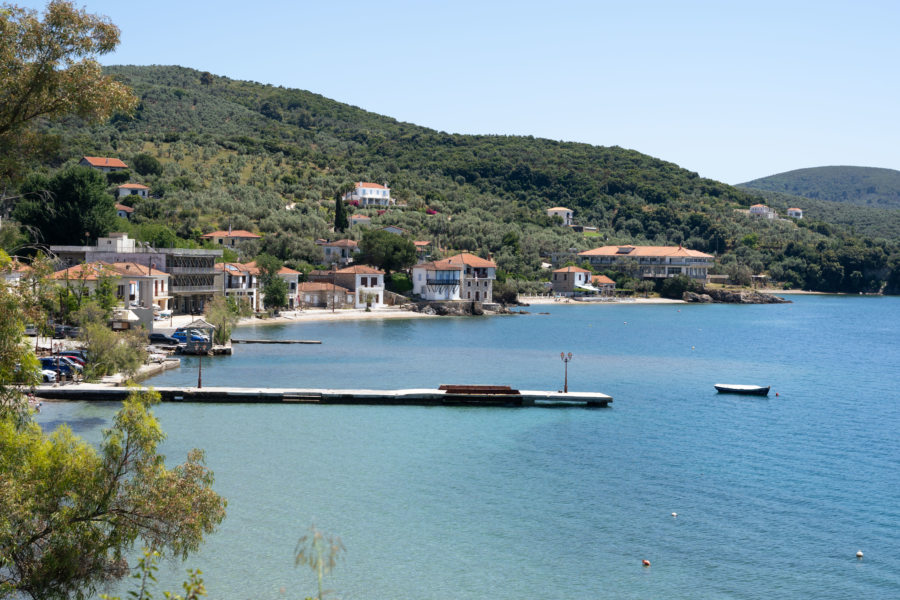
left=739, top=166, right=900, bottom=209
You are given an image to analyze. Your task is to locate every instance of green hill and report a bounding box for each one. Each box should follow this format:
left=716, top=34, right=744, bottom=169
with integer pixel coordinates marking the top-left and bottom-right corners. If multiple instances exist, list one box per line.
left=739, top=166, right=900, bottom=209
left=14, top=65, right=900, bottom=293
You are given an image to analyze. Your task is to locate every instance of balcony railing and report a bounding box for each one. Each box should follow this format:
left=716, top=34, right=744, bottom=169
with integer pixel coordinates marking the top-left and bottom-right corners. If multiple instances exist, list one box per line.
left=168, top=267, right=219, bottom=275
left=427, top=279, right=460, bottom=286
left=171, top=285, right=219, bottom=293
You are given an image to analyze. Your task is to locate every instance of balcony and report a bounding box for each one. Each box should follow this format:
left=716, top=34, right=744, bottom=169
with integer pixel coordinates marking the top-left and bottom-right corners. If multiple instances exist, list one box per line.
left=167, top=267, right=219, bottom=275
left=427, top=279, right=460, bottom=286
left=171, top=285, right=219, bottom=293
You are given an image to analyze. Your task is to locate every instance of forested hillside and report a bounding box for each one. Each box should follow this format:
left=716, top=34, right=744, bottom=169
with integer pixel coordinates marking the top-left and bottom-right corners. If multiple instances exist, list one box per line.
left=740, top=166, right=900, bottom=209
left=10, top=65, right=900, bottom=293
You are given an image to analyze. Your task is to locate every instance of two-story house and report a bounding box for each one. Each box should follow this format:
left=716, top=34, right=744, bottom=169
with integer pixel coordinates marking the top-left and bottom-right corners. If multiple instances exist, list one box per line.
left=445, top=253, right=497, bottom=303
left=749, top=204, right=776, bottom=219
left=411, top=259, right=464, bottom=301
left=201, top=229, right=262, bottom=248
left=333, top=265, right=385, bottom=308
left=578, top=245, right=713, bottom=281
left=51, top=261, right=171, bottom=313
left=551, top=266, right=593, bottom=296
left=547, top=207, right=574, bottom=226
left=316, top=239, right=360, bottom=266
left=343, top=182, right=392, bottom=207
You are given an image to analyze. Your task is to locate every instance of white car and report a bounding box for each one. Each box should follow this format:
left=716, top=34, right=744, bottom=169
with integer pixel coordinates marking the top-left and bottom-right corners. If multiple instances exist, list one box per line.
left=41, top=369, right=58, bottom=383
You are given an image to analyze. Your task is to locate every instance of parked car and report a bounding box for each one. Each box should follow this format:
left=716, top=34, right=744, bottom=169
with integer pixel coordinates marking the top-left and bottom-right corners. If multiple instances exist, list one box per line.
left=148, top=332, right=180, bottom=346
left=24, top=324, right=37, bottom=336
left=51, top=324, right=76, bottom=339
left=172, top=330, right=209, bottom=343
left=41, top=369, right=58, bottom=383
left=65, top=326, right=83, bottom=339
left=56, top=354, right=85, bottom=367
left=58, top=349, right=89, bottom=362
left=39, top=357, right=78, bottom=377
left=50, top=355, right=83, bottom=372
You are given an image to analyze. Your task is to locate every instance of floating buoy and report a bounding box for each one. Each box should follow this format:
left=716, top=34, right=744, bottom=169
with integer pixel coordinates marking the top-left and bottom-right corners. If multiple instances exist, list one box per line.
left=691, top=346, right=695, bottom=350
left=775, top=392, right=779, bottom=397
left=642, top=559, right=651, bottom=567
left=671, top=512, right=677, bottom=518
left=856, top=550, right=864, bottom=559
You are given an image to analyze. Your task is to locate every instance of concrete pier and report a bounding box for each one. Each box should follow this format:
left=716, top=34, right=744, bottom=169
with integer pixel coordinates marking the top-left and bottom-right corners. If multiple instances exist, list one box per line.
left=34, top=385, right=613, bottom=408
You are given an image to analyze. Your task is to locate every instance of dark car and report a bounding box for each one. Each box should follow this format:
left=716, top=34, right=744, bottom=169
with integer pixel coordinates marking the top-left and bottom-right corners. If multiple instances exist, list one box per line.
left=39, top=357, right=78, bottom=377
left=58, top=349, right=89, bottom=363
left=148, top=332, right=180, bottom=346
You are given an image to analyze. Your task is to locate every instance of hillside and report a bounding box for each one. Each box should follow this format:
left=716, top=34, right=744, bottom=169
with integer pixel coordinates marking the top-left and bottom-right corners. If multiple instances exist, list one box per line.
left=14, top=65, right=900, bottom=294
left=739, top=166, right=900, bottom=209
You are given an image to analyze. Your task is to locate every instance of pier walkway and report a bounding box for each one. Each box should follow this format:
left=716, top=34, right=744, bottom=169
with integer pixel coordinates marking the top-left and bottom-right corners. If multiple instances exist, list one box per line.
left=34, top=385, right=613, bottom=408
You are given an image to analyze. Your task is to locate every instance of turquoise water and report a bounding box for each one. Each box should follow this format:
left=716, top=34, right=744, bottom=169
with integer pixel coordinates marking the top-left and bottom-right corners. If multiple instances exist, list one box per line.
left=37, top=296, right=900, bottom=599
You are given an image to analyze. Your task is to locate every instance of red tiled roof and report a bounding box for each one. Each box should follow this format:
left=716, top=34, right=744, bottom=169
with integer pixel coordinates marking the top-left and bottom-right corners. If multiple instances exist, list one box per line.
left=201, top=230, right=261, bottom=239
left=788, top=207, right=802, bottom=211
left=298, top=282, right=350, bottom=293
left=356, top=182, right=388, bottom=189
left=116, top=183, right=149, bottom=190
left=578, top=245, right=713, bottom=259
left=445, top=252, right=497, bottom=269
left=554, top=266, right=591, bottom=273
left=115, top=203, right=134, bottom=213
left=414, top=259, right=463, bottom=271
left=350, top=214, right=371, bottom=221
left=592, top=275, right=616, bottom=284
left=335, top=265, right=384, bottom=275
left=413, top=240, right=431, bottom=247
left=52, top=261, right=167, bottom=280
left=278, top=266, right=301, bottom=275
left=81, top=156, right=128, bottom=168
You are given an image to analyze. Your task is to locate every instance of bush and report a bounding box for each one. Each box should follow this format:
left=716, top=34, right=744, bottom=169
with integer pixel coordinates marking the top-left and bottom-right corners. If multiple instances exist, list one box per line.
left=658, top=275, right=702, bottom=299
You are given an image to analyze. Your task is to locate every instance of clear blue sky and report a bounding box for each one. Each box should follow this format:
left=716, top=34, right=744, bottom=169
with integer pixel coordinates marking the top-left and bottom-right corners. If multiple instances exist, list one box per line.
left=20, top=0, right=900, bottom=184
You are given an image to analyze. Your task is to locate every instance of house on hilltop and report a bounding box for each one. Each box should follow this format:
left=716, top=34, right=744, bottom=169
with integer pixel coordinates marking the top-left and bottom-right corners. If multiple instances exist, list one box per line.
left=343, top=182, right=393, bottom=207
left=115, top=203, right=134, bottom=219
left=201, top=229, right=261, bottom=248
left=547, top=207, right=574, bottom=226
left=787, top=207, right=803, bottom=219
left=80, top=156, right=128, bottom=173
left=749, top=204, right=776, bottom=219
left=116, top=183, right=149, bottom=199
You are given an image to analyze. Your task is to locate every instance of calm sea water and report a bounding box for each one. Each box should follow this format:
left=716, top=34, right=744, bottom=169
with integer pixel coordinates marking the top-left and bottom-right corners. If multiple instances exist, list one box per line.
left=37, top=296, right=900, bottom=599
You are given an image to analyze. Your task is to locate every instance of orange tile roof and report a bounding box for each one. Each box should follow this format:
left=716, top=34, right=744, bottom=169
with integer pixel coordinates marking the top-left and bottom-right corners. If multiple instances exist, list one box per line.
left=335, top=265, right=384, bottom=275
left=356, top=182, right=388, bottom=189
left=413, top=240, right=431, bottom=247
left=298, top=282, right=351, bottom=293
left=578, top=245, right=713, bottom=259
left=278, top=266, right=301, bottom=275
left=414, top=259, right=463, bottom=271
left=788, top=207, right=802, bottom=211
left=592, top=275, right=616, bottom=284
left=350, top=214, right=371, bottom=220
left=554, top=266, right=591, bottom=273
left=116, top=183, right=149, bottom=189
left=201, top=230, right=261, bottom=239
left=445, top=252, right=497, bottom=269
left=114, top=203, right=134, bottom=213
left=81, top=156, right=128, bottom=168
left=750, top=204, right=768, bottom=209
left=52, top=261, right=167, bottom=280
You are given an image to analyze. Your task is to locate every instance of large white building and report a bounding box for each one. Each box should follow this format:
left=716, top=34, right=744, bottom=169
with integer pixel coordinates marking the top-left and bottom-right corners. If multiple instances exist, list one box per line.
left=343, top=182, right=392, bottom=207
left=578, top=245, right=714, bottom=281
left=412, top=253, right=497, bottom=302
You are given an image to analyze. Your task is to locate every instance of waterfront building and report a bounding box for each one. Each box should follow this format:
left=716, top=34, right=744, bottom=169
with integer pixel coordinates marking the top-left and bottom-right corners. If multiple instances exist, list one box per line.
left=333, top=265, right=385, bottom=308
left=411, top=259, right=464, bottom=301
left=50, top=233, right=222, bottom=314
left=297, top=282, right=354, bottom=309
left=445, top=253, right=497, bottom=302
left=51, top=261, right=171, bottom=313
left=551, top=266, right=592, bottom=295
left=592, top=275, right=616, bottom=295
left=578, top=245, right=713, bottom=281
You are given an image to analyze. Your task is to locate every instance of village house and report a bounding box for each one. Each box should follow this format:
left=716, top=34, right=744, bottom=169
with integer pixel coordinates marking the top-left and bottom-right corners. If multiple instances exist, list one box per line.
left=578, top=245, right=714, bottom=281
left=2, top=260, right=30, bottom=286
left=332, top=265, right=385, bottom=308
left=380, top=225, right=407, bottom=235
left=551, top=266, right=593, bottom=296
left=343, top=182, right=393, bottom=207
left=316, top=239, right=360, bottom=266
left=79, top=156, right=128, bottom=173
left=201, top=229, right=261, bottom=248
left=116, top=183, right=149, bottom=199
left=749, top=204, right=776, bottom=219
left=115, top=203, right=134, bottom=219
left=51, top=261, right=171, bottom=313
left=592, top=275, right=616, bottom=295
left=50, top=233, right=222, bottom=314
left=413, top=240, right=432, bottom=263
left=447, top=253, right=497, bottom=302
left=349, top=214, right=371, bottom=227
left=787, top=207, right=803, bottom=219
left=217, top=262, right=259, bottom=311
left=547, top=206, right=574, bottom=226
left=297, top=282, right=354, bottom=309
left=411, top=259, right=464, bottom=301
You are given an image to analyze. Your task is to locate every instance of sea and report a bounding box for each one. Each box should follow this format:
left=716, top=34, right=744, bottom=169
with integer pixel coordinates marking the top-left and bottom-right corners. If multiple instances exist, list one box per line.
left=35, top=295, right=900, bottom=599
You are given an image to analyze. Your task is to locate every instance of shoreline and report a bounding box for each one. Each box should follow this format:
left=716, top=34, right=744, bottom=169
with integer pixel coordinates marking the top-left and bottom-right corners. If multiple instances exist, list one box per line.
left=518, top=296, right=685, bottom=305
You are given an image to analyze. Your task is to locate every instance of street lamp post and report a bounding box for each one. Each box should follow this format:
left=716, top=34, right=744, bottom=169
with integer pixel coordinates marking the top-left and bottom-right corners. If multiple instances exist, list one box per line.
left=560, top=352, right=573, bottom=393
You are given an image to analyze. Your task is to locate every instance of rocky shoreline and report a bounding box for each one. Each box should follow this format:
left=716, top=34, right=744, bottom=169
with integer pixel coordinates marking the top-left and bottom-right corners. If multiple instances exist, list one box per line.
left=683, top=287, right=791, bottom=304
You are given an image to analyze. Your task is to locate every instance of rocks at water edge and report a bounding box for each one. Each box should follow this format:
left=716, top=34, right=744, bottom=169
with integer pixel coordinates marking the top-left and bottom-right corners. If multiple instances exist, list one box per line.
left=683, top=287, right=791, bottom=304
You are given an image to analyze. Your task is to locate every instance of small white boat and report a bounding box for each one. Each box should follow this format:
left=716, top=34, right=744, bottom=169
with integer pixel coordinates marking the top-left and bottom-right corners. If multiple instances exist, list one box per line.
left=714, top=383, right=770, bottom=396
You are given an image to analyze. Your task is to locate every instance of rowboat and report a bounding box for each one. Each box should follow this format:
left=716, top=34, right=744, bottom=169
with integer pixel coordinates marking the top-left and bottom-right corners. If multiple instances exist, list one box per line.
left=714, top=384, right=770, bottom=396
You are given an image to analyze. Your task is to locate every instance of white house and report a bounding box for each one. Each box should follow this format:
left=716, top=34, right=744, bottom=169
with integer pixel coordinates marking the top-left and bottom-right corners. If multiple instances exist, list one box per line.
left=547, top=206, right=574, bottom=226
left=297, top=282, right=354, bottom=309
left=787, top=207, right=803, bottom=219
left=343, top=182, right=392, bottom=207
left=749, top=204, right=776, bottom=219
left=80, top=156, right=128, bottom=172
left=51, top=261, right=171, bottom=313
left=578, top=245, right=714, bottom=281
left=411, top=259, right=464, bottom=301
left=551, top=266, right=592, bottom=295
left=116, top=183, right=149, bottom=199
left=333, top=265, right=385, bottom=308
left=201, top=229, right=261, bottom=248
left=316, top=239, right=360, bottom=266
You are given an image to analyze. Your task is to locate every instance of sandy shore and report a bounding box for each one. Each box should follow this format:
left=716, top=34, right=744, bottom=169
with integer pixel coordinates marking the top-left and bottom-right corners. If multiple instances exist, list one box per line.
left=155, top=307, right=439, bottom=332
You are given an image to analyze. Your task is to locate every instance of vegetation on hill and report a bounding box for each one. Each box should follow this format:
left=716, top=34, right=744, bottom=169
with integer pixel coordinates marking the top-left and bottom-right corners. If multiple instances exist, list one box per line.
left=3, top=64, right=898, bottom=293
left=739, top=166, right=900, bottom=209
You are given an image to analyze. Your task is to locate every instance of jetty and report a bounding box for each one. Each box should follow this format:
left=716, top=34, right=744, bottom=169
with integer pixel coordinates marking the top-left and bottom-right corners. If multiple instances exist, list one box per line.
left=34, top=384, right=612, bottom=408
left=231, top=339, right=322, bottom=344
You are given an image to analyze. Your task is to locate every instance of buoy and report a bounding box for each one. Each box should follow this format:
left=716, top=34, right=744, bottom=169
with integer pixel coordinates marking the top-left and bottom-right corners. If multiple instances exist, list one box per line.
left=671, top=512, right=677, bottom=518
left=691, top=346, right=695, bottom=350
left=856, top=550, right=863, bottom=559
left=776, top=392, right=779, bottom=397
left=642, top=559, right=651, bottom=567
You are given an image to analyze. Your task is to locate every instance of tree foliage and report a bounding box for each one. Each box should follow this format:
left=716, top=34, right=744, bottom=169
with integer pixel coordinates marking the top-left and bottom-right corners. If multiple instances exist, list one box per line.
left=359, top=230, right=415, bottom=275
left=13, top=166, right=117, bottom=245
left=0, top=0, right=137, bottom=181
left=0, top=387, right=227, bottom=600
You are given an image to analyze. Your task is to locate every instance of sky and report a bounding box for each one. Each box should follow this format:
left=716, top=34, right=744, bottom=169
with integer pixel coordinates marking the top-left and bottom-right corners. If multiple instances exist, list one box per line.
left=18, top=0, right=900, bottom=184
